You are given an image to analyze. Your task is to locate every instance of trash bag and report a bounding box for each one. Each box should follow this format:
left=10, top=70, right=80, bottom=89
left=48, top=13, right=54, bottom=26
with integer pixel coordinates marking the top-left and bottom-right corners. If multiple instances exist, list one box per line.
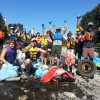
left=35, top=67, right=48, bottom=78
left=40, top=67, right=76, bottom=83
left=0, top=64, right=19, bottom=81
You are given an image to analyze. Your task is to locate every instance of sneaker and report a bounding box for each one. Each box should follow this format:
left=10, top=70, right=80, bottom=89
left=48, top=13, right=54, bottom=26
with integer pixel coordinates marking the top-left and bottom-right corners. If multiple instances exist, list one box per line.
left=20, top=74, right=28, bottom=80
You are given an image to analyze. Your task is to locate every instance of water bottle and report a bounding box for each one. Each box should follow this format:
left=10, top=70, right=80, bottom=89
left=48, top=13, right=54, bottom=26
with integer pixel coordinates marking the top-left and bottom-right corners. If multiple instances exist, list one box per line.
left=49, top=21, right=52, bottom=24
left=77, top=15, right=81, bottom=19
left=42, top=24, right=44, bottom=28
left=64, top=20, right=67, bottom=24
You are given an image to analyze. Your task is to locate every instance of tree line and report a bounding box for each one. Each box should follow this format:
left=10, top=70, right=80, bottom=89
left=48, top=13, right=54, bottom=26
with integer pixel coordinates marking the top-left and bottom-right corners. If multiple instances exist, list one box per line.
left=0, top=3, right=100, bottom=46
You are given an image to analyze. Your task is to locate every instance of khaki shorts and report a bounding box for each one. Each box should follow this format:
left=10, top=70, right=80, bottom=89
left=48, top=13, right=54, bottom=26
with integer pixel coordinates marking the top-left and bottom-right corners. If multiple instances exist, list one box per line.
left=51, top=45, right=62, bottom=56
left=83, top=47, right=95, bottom=58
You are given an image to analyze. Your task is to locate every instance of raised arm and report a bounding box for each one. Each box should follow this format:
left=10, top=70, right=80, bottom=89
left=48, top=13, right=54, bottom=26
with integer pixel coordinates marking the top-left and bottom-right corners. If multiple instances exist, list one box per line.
left=3, top=18, right=11, bottom=36
left=77, top=17, right=83, bottom=32
left=42, top=27, right=46, bottom=35
left=49, top=21, right=54, bottom=34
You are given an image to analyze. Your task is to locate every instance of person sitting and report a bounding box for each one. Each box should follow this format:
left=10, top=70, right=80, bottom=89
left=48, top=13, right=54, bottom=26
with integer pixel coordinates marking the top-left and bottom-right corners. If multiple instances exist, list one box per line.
left=23, top=38, right=47, bottom=74
left=0, top=40, right=17, bottom=66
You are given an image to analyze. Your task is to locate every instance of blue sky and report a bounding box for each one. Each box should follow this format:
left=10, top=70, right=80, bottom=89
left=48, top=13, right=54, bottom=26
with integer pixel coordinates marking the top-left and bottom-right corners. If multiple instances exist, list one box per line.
left=0, top=0, right=100, bottom=35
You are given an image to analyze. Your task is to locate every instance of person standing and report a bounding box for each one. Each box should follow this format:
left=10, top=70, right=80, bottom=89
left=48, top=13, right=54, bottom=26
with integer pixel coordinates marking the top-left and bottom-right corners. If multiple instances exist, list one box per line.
left=49, top=21, right=67, bottom=66
left=77, top=18, right=100, bottom=61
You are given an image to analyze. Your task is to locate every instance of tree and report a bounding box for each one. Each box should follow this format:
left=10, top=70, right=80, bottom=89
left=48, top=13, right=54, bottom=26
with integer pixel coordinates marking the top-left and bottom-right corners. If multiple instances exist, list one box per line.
left=80, top=3, right=100, bottom=47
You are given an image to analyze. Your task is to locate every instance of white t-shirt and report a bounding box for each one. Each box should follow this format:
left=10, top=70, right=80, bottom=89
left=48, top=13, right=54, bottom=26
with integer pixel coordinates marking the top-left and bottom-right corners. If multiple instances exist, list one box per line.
left=16, top=49, right=26, bottom=61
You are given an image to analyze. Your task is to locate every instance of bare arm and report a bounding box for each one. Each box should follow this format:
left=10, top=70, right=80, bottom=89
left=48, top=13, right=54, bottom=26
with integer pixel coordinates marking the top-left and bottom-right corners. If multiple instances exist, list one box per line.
left=24, top=45, right=31, bottom=53
left=0, top=48, right=10, bottom=65
left=49, top=23, right=54, bottom=34
left=47, top=36, right=52, bottom=43
left=77, top=19, right=83, bottom=32
left=62, top=24, right=67, bottom=36
left=42, top=28, right=46, bottom=35
left=37, top=48, right=47, bottom=54
left=3, top=18, right=11, bottom=36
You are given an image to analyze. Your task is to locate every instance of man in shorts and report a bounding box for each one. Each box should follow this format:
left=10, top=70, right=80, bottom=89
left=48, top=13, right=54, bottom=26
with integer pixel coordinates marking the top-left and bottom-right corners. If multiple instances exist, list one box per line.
left=49, top=22, right=67, bottom=66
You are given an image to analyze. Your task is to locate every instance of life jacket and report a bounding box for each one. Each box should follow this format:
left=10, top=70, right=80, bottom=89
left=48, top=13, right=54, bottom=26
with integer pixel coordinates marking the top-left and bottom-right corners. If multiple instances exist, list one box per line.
left=36, top=36, right=41, bottom=43
left=66, top=38, right=75, bottom=49
left=53, top=31, right=63, bottom=41
left=5, top=45, right=17, bottom=64
left=0, top=30, right=5, bottom=39
left=84, top=32, right=94, bottom=41
left=29, top=47, right=38, bottom=62
left=41, top=37, right=48, bottom=47
left=75, top=35, right=84, bottom=41
left=24, top=34, right=28, bottom=41
left=10, top=32, right=17, bottom=40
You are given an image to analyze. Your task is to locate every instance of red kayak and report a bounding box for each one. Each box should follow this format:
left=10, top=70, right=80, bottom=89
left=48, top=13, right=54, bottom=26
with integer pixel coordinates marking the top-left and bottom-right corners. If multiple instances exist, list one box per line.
left=40, top=67, right=76, bottom=83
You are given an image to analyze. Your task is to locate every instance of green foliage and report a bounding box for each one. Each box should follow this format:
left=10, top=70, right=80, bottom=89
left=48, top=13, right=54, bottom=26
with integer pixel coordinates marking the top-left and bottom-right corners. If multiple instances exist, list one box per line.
left=81, top=4, right=100, bottom=29
left=95, top=43, right=100, bottom=47
left=81, top=3, right=100, bottom=46
left=0, top=13, right=5, bottom=26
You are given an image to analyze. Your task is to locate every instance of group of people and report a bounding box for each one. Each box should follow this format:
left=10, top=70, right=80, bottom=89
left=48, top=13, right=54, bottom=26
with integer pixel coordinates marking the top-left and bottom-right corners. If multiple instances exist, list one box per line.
left=0, top=17, right=99, bottom=78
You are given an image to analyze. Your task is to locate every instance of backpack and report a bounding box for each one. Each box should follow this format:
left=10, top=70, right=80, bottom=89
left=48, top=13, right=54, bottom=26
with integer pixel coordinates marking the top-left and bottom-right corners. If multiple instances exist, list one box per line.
left=0, top=30, right=5, bottom=39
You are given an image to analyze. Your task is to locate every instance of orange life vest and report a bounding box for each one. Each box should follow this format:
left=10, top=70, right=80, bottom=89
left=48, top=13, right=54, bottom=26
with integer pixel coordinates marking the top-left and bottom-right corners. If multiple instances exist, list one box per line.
left=36, top=36, right=41, bottom=43
left=0, top=30, right=5, bottom=39
left=84, top=32, right=94, bottom=41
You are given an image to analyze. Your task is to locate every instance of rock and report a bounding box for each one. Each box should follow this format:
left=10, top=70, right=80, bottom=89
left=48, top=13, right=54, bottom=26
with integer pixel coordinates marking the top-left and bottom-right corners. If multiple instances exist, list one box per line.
left=24, top=90, right=29, bottom=93
left=63, top=92, right=76, bottom=99
left=20, top=87, right=25, bottom=90
left=82, top=96, right=87, bottom=100
left=50, top=93, right=56, bottom=100
left=18, top=95, right=28, bottom=100
left=4, top=92, right=8, bottom=95
left=41, top=88, right=46, bottom=92
left=20, top=74, right=28, bottom=80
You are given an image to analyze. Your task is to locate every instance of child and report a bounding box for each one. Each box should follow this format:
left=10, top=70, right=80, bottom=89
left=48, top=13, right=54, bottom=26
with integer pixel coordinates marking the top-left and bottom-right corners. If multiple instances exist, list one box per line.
left=63, top=31, right=76, bottom=75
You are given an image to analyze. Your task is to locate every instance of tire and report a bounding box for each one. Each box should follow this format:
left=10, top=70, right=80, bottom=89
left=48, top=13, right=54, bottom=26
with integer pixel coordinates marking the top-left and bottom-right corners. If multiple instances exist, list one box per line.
left=77, top=59, right=97, bottom=78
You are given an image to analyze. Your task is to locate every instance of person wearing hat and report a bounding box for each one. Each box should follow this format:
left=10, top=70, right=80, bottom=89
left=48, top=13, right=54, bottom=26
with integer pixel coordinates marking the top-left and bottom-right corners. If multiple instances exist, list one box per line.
left=23, top=38, right=47, bottom=73
left=49, top=22, right=67, bottom=66
left=77, top=18, right=100, bottom=62
left=4, top=18, right=19, bottom=41
left=20, top=28, right=31, bottom=42
left=74, top=28, right=84, bottom=62
left=63, top=31, right=76, bottom=75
